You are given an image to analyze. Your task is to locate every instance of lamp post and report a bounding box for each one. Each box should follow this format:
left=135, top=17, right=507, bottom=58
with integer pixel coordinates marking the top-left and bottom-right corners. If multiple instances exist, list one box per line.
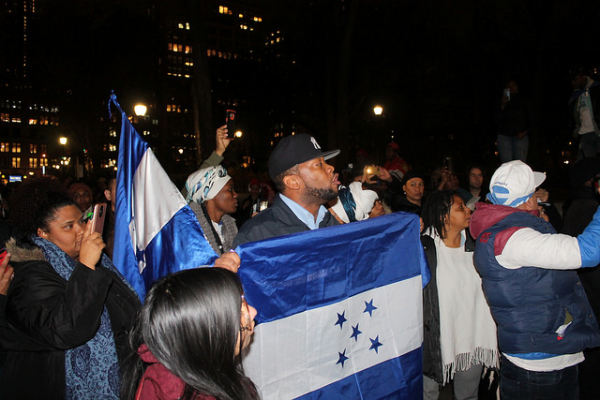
left=373, top=105, right=387, bottom=162
left=58, top=136, right=71, bottom=178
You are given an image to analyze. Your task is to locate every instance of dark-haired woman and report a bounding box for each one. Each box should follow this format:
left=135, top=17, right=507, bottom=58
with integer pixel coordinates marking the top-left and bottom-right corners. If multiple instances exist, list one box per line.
left=396, top=171, right=426, bottom=214
left=0, top=177, right=141, bottom=399
left=420, top=191, right=498, bottom=400
left=122, top=268, right=259, bottom=400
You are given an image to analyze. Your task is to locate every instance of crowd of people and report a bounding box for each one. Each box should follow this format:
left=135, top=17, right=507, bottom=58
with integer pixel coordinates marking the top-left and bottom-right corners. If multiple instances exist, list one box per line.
left=0, top=68, right=599, bottom=399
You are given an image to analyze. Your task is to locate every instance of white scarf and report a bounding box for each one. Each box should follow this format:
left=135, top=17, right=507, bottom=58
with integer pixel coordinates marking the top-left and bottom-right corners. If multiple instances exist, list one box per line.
left=434, top=231, right=499, bottom=385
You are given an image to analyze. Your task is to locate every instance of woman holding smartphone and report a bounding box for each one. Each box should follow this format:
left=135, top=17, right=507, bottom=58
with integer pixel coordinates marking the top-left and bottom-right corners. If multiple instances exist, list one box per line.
left=0, top=177, right=141, bottom=399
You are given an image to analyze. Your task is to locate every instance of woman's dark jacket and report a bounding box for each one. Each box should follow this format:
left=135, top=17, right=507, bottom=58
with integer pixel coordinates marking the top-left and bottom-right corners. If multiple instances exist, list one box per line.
left=0, top=241, right=141, bottom=399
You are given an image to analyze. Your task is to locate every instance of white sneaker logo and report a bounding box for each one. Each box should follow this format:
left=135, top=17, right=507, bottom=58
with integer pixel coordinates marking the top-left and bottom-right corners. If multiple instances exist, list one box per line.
left=310, top=137, right=321, bottom=150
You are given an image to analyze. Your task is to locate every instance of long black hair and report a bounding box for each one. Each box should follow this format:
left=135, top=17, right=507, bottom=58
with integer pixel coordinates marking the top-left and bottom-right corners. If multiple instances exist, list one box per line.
left=421, top=190, right=456, bottom=239
left=121, top=268, right=259, bottom=400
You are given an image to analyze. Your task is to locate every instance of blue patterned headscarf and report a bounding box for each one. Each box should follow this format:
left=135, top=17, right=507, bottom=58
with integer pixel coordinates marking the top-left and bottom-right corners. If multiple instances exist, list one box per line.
left=31, top=235, right=134, bottom=399
left=185, top=166, right=231, bottom=204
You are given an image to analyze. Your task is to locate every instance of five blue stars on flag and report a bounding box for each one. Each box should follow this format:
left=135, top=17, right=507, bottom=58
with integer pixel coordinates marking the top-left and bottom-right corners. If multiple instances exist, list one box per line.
left=335, top=297, right=382, bottom=368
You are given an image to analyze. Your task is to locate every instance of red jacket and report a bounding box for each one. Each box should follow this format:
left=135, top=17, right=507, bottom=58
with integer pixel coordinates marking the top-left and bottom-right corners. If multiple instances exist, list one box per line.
left=136, top=345, right=215, bottom=400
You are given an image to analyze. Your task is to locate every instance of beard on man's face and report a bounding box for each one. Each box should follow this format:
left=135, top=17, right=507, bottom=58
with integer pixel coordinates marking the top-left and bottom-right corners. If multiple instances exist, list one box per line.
left=306, top=187, right=338, bottom=203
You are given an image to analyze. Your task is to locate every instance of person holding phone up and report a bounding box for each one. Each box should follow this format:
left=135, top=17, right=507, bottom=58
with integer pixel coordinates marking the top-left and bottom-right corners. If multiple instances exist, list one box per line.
left=495, top=79, right=533, bottom=163
left=0, top=177, right=141, bottom=399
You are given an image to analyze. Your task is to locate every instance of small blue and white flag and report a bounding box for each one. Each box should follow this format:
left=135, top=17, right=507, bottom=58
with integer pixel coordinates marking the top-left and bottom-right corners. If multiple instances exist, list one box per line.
left=110, top=94, right=218, bottom=299
left=237, top=212, right=428, bottom=399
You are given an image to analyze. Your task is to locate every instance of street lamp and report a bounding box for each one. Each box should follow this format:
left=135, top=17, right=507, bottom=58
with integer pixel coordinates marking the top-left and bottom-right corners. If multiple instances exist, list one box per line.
left=59, top=137, right=68, bottom=145
left=134, top=104, right=147, bottom=117
left=235, top=130, right=243, bottom=138
left=373, top=105, right=383, bottom=116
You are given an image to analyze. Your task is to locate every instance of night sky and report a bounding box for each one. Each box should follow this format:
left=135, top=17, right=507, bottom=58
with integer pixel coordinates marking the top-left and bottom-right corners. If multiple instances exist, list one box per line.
left=24, top=0, right=600, bottom=193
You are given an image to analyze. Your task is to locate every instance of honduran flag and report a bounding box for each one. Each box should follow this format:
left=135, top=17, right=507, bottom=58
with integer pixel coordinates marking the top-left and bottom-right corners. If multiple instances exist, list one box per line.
left=110, top=94, right=218, bottom=299
left=237, top=212, right=429, bottom=400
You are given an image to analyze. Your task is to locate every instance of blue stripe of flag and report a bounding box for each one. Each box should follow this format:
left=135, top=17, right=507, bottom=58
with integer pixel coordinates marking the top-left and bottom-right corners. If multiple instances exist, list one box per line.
left=295, top=348, right=423, bottom=400
left=237, top=212, right=429, bottom=324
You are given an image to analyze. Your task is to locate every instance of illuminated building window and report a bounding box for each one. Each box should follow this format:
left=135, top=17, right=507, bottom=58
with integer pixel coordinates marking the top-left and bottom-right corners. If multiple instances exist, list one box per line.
left=30, top=144, right=37, bottom=153
left=254, top=16, right=262, bottom=22
left=12, top=158, right=20, bottom=168
left=240, top=24, right=248, bottom=30
left=239, top=13, right=243, bottom=18
left=0, top=143, right=9, bottom=152
left=29, top=158, right=37, bottom=168
left=40, top=116, right=48, bottom=125
left=1, top=113, right=9, bottom=122
left=185, top=46, right=191, bottom=54
left=169, top=43, right=183, bottom=53
left=41, top=158, right=48, bottom=167
left=11, top=118, right=21, bottom=123
left=109, top=129, right=117, bottom=137
left=109, top=144, right=117, bottom=152
left=12, top=143, right=21, bottom=153
left=219, top=6, right=229, bottom=14
left=178, top=23, right=184, bottom=29
left=29, top=119, right=37, bottom=125
left=186, top=22, right=190, bottom=30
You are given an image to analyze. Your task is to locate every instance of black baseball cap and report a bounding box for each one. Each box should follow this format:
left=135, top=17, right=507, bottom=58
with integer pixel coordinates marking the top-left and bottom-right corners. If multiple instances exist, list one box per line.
left=268, top=134, right=340, bottom=181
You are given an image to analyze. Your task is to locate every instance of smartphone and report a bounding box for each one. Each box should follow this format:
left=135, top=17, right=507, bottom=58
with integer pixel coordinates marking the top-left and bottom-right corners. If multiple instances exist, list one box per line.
left=504, top=88, right=510, bottom=101
left=0, top=248, right=7, bottom=265
left=226, top=109, right=236, bottom=139
left=443, top=156, right=453, bottom=173
left=90, top=203, right=107, bottom=235
left=365, top=165, right=379, bottom=176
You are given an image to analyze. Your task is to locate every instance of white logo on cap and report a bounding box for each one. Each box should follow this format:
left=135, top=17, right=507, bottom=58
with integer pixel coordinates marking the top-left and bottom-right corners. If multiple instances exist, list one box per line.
left=310, top=137, right=321, bottom=150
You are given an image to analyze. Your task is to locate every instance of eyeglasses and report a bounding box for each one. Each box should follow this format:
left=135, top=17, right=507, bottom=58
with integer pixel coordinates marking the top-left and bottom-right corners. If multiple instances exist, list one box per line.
left=240, top=294, right=253, bottom=332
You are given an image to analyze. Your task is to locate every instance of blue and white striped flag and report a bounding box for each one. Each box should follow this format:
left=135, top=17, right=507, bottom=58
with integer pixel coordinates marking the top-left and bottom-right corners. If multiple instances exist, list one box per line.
left=237, top=212, right=428, bottom=400
left=110, top=95, right=218, bottom=299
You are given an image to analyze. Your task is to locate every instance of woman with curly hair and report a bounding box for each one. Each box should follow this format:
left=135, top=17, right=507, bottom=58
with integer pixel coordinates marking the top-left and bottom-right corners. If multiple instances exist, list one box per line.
left=0, top=177, right=141, bottom=399
left=121, top=268, right=259, bottom=400
left=420, top=191, right=498, bottom=400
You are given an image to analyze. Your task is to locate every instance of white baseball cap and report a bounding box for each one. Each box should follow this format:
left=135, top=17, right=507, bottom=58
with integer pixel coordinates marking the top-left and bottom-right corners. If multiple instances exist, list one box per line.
left=487, top=160, right=546, bottom=207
